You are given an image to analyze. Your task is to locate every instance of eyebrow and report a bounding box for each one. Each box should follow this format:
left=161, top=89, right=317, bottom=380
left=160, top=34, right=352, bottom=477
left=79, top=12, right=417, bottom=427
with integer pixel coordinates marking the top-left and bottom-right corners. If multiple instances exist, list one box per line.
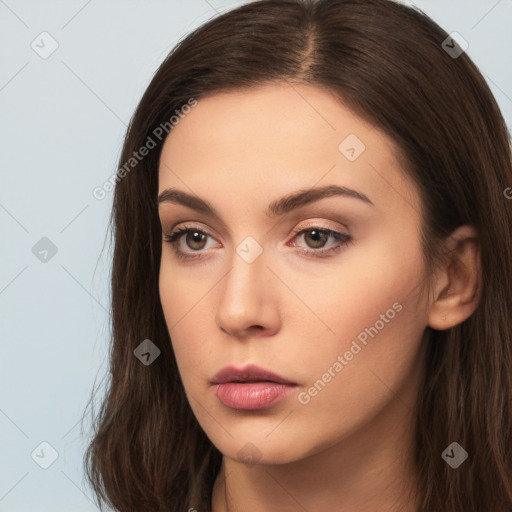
left=157, top=184, right=374, bottom=217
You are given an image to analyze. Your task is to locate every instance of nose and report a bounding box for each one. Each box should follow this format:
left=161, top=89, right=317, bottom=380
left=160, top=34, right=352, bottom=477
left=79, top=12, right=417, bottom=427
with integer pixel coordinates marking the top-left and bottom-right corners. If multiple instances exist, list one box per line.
left=215, top=247, right=281, bottom=339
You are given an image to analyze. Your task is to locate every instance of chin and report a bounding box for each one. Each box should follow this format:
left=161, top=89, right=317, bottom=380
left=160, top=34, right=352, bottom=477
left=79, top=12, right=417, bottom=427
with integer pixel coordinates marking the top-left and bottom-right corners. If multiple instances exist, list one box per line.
left=205, top=424, right=314, bottom=466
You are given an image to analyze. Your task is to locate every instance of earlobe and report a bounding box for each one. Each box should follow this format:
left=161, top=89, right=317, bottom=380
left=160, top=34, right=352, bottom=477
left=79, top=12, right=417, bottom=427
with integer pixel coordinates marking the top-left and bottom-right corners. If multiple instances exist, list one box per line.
left=428, top=225, right=482, bottom=331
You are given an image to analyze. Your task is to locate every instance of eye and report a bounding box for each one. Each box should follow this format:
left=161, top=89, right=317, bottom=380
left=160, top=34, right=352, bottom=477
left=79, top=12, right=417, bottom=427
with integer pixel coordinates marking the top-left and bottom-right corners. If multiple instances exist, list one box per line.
left=163, top=224, right=352, bottom=261
left=163, top=225, right=218, bottom=260
left=288, top=227, right=352, bottom=257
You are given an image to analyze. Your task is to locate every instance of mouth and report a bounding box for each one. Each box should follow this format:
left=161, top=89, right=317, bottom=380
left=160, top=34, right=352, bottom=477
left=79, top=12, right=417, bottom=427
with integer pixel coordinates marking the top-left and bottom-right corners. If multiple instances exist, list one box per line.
left=211, top=363, right=297, bottom=385
left=210, top=364, right=298, bottom=410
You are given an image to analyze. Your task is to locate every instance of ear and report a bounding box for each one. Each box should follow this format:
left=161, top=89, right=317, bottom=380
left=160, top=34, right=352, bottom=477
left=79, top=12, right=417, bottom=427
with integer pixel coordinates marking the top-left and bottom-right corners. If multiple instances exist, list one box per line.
left=428, top=225, right=482, bottom=331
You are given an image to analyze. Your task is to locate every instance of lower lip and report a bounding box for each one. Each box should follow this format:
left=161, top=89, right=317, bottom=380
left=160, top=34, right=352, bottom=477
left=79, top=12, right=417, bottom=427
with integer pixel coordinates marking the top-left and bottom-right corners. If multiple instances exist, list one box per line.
left=214, top=382, right=296, bottom=410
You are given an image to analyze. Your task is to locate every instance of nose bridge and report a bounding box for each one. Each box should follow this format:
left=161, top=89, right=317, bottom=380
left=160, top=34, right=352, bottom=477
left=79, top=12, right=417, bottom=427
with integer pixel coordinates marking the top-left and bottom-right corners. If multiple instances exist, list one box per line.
left=216, top=240, right=279, bottom=335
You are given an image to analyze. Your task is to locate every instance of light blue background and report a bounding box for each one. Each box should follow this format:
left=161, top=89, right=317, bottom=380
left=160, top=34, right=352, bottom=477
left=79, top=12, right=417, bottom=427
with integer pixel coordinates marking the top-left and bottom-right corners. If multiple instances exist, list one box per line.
left=1, top=1, right=511, bottom=510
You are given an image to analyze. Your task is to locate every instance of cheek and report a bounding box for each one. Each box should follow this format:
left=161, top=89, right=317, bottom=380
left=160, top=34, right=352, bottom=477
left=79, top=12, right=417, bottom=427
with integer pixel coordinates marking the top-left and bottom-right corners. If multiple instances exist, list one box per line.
left=290, top=297, right=426, bottom=449
left=159, top=254, right=212, bottom=327
left=285, top=227, right=427, bottom=346
left=283, top=230, right=429, bottom=398
left=158, top=262, right=217, bottom=383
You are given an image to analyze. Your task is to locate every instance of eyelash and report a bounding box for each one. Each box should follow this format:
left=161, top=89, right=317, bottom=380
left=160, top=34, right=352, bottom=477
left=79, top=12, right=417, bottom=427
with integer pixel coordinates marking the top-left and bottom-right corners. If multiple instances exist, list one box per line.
left=163, top=223, right=352, bottom=261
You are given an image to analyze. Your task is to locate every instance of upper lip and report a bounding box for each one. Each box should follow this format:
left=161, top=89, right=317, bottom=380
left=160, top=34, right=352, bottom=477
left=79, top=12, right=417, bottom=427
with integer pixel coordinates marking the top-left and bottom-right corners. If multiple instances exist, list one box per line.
left=211, top=364, right=297, bottom=385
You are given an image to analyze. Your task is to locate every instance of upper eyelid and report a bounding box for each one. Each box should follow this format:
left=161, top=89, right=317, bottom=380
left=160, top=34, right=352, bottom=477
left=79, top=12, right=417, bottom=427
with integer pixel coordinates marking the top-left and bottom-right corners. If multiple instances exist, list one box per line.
left=166, top=223, right=349, bottom=246
left=167, top=218, right=349, bottom=236
left=158, top=200, right=360, bottom=239
left=164, top=223, right=352, bottom=264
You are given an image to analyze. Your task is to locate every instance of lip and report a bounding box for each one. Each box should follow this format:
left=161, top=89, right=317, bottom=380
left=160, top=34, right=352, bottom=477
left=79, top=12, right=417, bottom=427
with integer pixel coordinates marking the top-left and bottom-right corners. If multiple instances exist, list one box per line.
left=211, top=364, right=296, bottom=385
left=211, top=364, right=298, bottom=410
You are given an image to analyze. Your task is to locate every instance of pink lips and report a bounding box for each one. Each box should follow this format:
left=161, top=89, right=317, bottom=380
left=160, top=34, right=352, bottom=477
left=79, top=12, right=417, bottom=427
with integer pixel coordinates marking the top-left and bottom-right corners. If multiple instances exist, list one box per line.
left=211, top=364, right=297, bottom=410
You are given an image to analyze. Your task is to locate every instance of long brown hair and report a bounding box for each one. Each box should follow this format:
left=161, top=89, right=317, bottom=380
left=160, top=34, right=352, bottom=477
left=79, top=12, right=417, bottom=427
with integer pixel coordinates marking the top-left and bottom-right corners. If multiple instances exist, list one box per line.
left=83, top=0, right=512, bottom=510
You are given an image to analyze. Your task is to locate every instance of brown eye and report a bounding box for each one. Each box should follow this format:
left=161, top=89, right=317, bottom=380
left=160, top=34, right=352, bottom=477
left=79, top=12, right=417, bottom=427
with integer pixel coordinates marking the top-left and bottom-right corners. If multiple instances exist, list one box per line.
left=303, top=229, right=329, bottom=248
left=163, top=226, right=220, bottom=261
left=185, top=231, right=207, bottom=250
left=289, top=226, right=351, bottom=258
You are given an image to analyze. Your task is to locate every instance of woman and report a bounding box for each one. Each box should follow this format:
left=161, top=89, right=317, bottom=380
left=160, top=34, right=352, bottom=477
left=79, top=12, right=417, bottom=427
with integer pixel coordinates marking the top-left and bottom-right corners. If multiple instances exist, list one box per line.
left=84, top=0, right=512, bottom=510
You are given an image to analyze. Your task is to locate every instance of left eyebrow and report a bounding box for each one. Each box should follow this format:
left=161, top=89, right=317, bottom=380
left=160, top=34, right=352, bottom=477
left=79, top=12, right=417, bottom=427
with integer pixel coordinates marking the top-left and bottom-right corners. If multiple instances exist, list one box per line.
left=267, top=184, right=374, bottom=217
left=157, top=184, right=374, bottom=218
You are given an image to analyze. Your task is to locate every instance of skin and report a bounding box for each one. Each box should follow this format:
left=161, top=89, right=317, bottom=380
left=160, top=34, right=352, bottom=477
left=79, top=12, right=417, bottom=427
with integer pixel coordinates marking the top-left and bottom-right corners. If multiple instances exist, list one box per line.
left=157, top=83, right=481, bottom=512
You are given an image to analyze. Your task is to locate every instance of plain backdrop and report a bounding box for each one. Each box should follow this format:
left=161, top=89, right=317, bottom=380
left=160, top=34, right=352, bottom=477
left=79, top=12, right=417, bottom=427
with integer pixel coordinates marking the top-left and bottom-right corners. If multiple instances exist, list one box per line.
left=0, top=1, right=511, bottom=510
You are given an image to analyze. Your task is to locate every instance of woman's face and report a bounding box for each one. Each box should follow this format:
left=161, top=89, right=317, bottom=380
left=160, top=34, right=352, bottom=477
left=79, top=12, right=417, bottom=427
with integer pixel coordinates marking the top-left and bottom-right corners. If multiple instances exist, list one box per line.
left=158, top=83, right=431, bottom=464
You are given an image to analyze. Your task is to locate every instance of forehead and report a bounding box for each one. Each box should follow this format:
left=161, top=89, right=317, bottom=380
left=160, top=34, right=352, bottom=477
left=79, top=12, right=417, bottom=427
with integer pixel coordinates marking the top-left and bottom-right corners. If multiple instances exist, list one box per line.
left=158, top=83, right=421, bottom=217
